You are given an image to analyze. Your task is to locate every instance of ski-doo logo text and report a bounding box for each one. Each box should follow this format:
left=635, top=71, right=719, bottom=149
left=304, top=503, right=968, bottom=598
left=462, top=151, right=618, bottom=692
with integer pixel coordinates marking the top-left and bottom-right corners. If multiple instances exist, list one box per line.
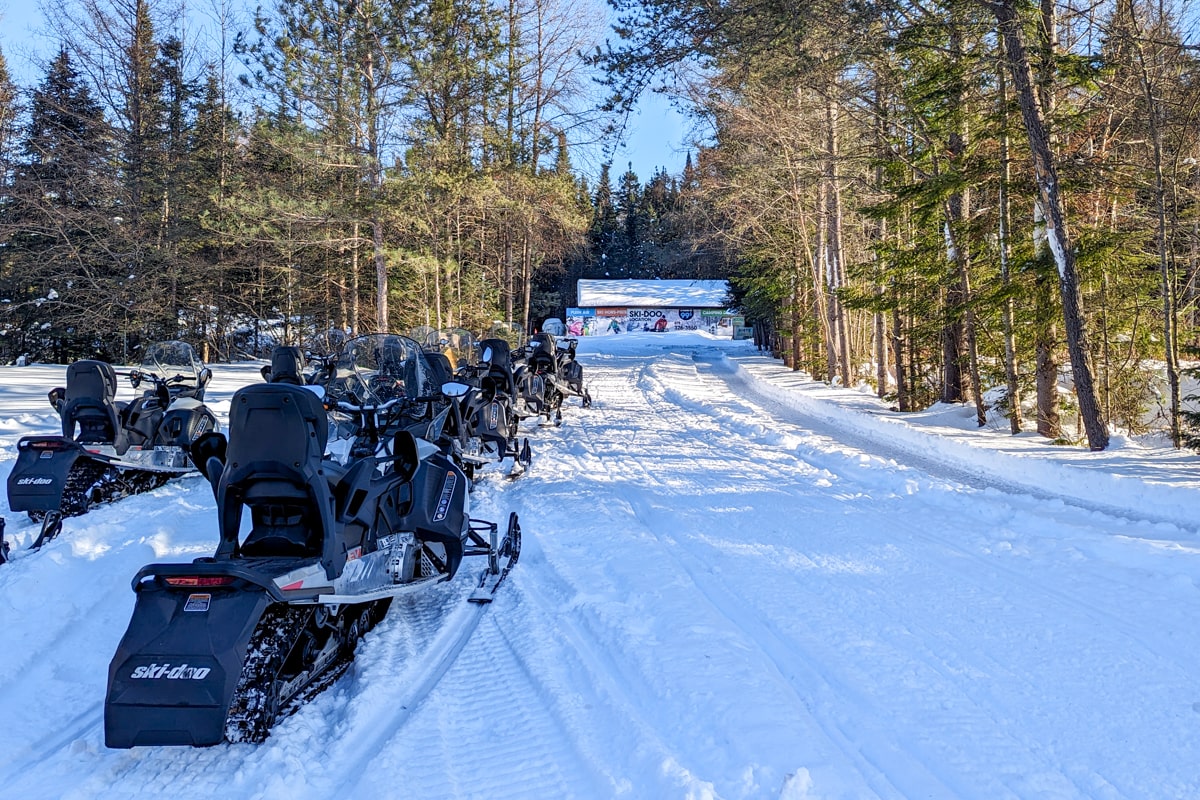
left=130, top=663, right=211, bottom=680
left=16, top=476, right=54, bottom=486
left=434, top=473, right=457, bottom=521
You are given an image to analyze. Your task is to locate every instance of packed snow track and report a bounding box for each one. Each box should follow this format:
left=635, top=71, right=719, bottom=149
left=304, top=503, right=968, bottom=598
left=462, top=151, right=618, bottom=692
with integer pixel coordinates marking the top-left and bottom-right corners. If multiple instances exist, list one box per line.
left=2, top=335, right=1200, bottom=799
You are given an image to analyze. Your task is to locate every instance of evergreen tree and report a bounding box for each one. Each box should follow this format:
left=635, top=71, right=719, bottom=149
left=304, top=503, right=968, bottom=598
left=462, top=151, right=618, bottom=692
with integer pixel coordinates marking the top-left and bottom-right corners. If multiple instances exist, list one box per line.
left=2, top=48, right=118, bottom=361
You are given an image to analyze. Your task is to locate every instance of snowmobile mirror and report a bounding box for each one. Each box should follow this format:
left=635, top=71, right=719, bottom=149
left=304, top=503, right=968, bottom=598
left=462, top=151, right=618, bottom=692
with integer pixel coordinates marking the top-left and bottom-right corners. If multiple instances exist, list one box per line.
left=199, top=367, right=212, bottom=386
left=481, top=346, right=493, bottom=363
left=441, top=381, right=471, bottom=398
left=128, top=370, right=142, bottom=388
left=260, top=365, right=273, bottom=381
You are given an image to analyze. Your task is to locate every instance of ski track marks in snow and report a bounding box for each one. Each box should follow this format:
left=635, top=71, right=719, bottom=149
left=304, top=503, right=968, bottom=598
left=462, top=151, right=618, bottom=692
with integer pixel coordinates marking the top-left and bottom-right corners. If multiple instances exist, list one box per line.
left=511, top=348, right=1200, bottom=798
left=5, top=345, right=1200, bottom=798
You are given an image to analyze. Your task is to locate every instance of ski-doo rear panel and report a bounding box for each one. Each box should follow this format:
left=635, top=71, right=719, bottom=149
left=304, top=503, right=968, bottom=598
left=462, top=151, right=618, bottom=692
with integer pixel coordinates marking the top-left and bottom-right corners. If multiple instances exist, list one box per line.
left=7, top=437, right=91, bottom=513
left=105, top=573, right=273, bottom=748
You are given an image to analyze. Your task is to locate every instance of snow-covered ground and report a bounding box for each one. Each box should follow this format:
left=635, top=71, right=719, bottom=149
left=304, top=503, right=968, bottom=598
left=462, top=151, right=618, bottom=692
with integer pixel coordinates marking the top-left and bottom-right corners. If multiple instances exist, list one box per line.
left=2, top=331, right=1200, bottom=800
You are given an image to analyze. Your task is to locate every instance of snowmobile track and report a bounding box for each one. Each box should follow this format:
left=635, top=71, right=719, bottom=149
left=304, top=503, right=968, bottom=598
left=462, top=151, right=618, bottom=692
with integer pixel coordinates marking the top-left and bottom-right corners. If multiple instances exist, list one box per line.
left=708, top=352, right=1200, bottom=535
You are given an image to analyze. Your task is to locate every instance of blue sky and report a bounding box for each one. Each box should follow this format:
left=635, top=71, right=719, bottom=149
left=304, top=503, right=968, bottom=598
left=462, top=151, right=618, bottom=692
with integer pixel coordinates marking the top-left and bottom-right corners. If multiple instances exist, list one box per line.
left=0, top=1, right=688, bottom=181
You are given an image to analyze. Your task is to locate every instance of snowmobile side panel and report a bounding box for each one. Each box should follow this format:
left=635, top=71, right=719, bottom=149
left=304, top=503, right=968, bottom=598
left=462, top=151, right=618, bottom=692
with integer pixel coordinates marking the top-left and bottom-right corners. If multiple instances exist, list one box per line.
left=158, top=400, right=217, bottom=450
left=6, top=436, right=91, bottom=513
left=104, top=577, right=273, bottom=748
left=403, top=453, right=470, bottom=577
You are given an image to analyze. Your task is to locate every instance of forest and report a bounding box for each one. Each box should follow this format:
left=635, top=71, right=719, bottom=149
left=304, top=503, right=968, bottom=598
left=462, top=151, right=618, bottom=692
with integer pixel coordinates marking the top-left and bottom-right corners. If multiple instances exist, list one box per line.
left=2, top=0, right=1200, bottom=450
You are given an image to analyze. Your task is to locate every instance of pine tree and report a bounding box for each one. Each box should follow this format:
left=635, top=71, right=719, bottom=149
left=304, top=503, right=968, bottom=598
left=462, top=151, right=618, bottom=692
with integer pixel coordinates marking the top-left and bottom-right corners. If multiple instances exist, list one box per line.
left=3, top=48, right=119, bottom=361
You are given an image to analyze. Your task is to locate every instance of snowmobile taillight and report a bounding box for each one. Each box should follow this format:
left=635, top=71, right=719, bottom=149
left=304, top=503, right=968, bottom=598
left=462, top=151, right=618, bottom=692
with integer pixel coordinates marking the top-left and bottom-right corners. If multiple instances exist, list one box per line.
left=163, top=575, right=236, bottom=587
left=26, top=439, right=72, bottom=451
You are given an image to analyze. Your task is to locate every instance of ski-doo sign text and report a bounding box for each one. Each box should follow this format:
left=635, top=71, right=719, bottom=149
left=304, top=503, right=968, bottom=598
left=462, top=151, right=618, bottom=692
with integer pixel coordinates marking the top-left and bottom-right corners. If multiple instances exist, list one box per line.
left=16, top=476, right=54, bottom=485
left=130, top=663, right=212, bottom=680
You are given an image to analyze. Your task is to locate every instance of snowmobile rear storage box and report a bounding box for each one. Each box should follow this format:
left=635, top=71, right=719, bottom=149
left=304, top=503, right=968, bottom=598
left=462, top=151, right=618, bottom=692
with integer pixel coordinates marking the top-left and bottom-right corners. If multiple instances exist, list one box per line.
left=7, top=437, right=92, bottom=514
left=104, top=564, right=276, bottom=748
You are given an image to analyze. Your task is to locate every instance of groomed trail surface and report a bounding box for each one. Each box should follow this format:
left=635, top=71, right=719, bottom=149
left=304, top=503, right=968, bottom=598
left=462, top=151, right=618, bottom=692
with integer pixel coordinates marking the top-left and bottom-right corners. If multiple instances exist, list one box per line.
left=3, top=336, right=1200, bottom=799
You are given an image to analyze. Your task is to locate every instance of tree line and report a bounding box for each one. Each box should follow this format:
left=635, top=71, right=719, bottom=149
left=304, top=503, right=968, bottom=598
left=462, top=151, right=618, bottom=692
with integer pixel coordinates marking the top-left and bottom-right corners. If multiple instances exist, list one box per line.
left=0, top=0, right=709, bottom=367
left=602, top=0, right=1200, bottom=450
left=6, top=0, right=1200, bottom=451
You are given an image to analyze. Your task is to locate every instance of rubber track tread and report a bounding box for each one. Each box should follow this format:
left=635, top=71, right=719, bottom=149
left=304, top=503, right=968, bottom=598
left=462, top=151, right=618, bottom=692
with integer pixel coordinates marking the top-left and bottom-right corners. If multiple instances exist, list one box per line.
left=224, top=604, right=313, bottom=744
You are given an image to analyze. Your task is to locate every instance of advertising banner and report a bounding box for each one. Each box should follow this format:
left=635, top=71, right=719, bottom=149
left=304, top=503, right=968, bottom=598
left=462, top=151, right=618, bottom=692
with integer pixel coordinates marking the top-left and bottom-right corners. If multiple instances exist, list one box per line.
left=566, top=307, right=739, bottom=337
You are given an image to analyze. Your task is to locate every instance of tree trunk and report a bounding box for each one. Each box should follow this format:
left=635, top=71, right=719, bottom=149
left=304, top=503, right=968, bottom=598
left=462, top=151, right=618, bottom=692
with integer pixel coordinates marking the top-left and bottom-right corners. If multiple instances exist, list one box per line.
left=826, top=95, right=851, bottom=387
left=997, top=39, right=1023, bottom=434
left=1124, top=1, right=1182, bottom=446
left=987, top=0, right=1108, bottom=449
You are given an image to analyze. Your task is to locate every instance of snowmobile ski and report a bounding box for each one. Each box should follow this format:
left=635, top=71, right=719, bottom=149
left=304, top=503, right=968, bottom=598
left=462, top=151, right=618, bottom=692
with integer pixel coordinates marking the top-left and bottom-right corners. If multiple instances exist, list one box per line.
left=468, top=512, right=521, bottom=604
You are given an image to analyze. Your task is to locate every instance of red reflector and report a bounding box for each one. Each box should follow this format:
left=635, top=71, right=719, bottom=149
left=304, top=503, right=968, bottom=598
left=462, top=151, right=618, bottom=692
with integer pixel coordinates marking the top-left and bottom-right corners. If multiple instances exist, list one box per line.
left=29, top=440, right=69, bottom=450
left=280, top=580, right=304, bottom=591
left=164, top=576, right=235, bottom=587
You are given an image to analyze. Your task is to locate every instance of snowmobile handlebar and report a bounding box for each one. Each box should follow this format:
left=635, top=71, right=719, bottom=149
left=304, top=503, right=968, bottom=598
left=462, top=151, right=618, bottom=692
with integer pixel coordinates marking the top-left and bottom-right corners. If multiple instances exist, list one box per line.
left=123, top=370, right=193, bottom=389
left=331, top=396, right=406, bottom=415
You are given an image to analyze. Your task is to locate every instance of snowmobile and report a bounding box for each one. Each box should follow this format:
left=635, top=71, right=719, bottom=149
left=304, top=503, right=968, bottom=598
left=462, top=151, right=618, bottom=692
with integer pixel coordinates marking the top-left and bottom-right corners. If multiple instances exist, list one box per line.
left=555, top=336, right=593, bottom=408
left=7, top=341, right=218, bottom=549
left=422, top=329, right=531, bottom=479
left=0, top=518, right=9, bottom=566
left=517, top=331, right=594, bottom=424
left=104, top=337, right=520, bottom=748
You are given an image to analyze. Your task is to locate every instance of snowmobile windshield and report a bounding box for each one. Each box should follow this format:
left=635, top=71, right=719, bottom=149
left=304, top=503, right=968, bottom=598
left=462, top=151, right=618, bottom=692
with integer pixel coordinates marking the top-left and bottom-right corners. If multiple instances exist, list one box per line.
left=138, top=341, right=204, bottom=384
left=305, top=330, right=348, bottom=359
left=327, top=334, right=428, bottom=406
left=428, top=328, right=480, bottom=369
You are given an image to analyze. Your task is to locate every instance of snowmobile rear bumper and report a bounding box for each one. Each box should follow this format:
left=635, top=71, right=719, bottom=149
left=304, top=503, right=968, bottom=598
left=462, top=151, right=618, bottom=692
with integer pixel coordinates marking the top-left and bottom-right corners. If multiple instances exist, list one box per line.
left=6, top=436, right=91, bottom=513
left=8, top=435, right=195, bottom=517
left=105, top=566, right=274, bottom=748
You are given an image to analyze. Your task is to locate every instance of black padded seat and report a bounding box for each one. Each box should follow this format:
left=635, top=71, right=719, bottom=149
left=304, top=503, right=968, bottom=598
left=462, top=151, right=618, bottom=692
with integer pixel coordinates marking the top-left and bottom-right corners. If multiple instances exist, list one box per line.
left=479, top=338, right=517, bottom=399
left=268, top=346, right=307, bottom=385
left=61, top=359, right=121, bottom=443
left=215, top=383, right=343, bottom=571
left=527, top=333, right=557, bottom=374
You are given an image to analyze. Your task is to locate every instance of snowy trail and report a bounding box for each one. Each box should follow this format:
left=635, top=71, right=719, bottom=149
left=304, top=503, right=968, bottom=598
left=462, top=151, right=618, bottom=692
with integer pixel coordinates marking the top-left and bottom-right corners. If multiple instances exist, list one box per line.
left=3, top=338, right=1200, bottom=798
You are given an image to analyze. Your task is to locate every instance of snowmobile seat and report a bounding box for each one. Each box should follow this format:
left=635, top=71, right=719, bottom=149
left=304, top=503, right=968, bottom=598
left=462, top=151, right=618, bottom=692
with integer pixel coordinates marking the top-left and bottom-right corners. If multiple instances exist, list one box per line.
left=268, top=346, right=306, bottom=385
left=216, top=384, right=343, bottom=574
left=479, top=338, right=517, bottom=399
left=422, top=351, right=454, bottom=390
left=527, top=333, right=558, bottom=375
left=61, top=359, right=122, bottom=444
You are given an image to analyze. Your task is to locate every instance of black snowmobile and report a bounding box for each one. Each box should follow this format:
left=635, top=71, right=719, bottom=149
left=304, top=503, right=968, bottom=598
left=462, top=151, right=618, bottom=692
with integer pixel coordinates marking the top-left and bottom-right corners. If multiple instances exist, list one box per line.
left=104, top=338, right=520, bottom=748
left=422, top=328, right=531, bottom=479
left=7, top=341, right=218, bottom=549
left=517, top=331, right=593, bottom=425
left=515, top=332, right=561, bottom=424
left=555, top=336, right=593, bottom=408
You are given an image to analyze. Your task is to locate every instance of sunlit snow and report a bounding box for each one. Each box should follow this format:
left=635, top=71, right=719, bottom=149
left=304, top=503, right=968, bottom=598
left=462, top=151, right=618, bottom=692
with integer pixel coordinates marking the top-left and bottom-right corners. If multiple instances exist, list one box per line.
left=1, top=332, right=1199, bottom=799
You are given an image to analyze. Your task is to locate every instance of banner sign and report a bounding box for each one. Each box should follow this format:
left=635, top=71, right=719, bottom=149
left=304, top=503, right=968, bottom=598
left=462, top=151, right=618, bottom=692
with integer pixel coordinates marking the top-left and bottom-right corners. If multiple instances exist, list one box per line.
left=565, top=307, right=739, bottom=337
